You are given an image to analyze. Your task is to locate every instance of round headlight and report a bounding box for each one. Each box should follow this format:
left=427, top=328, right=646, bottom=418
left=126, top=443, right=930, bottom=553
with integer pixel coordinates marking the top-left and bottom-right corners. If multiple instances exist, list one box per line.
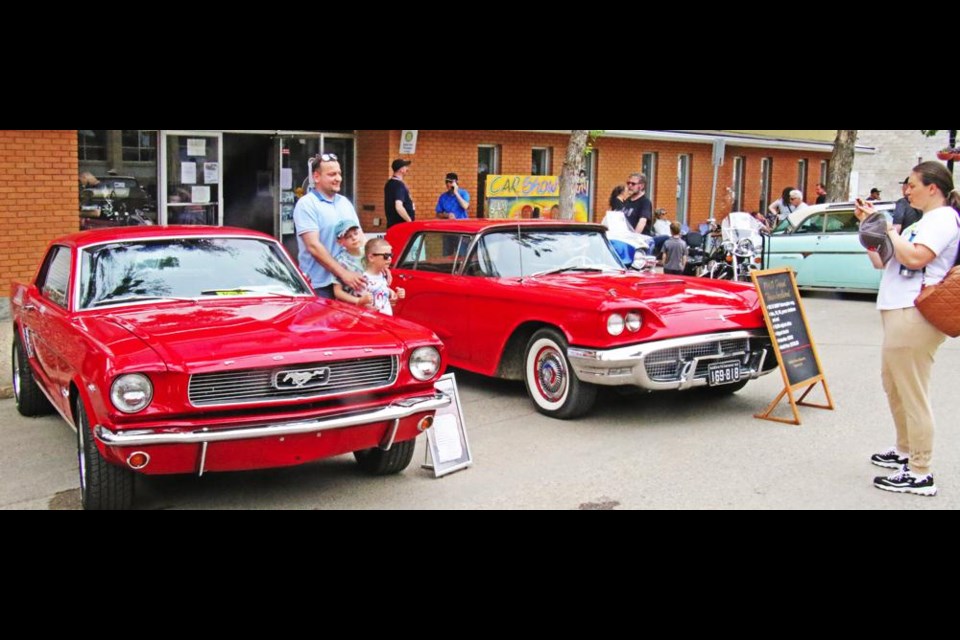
left=110, top=374, right=153, bottom=414
left=625, top=312, right=642, bottom=333
left=736, top=238, right=755, bottom=256
left=409, top=346, right=441, bottom=381
left=607, top=313, right=625, bottom=336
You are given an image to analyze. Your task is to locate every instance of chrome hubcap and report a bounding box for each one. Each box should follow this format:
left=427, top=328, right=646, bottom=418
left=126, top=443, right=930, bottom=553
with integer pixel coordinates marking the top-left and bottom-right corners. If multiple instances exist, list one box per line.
left=12, top=344, right=21, bottom=400
left=535, top=347, right=567, bottom=402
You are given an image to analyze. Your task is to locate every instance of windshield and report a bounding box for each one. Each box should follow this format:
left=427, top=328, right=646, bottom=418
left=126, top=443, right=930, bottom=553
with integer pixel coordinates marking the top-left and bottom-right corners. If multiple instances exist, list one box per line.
left=721, top=212, right=764, bottom=244
left=78, top=237, right=311, bottom=309
left=470, top=228, right=623, bottom=278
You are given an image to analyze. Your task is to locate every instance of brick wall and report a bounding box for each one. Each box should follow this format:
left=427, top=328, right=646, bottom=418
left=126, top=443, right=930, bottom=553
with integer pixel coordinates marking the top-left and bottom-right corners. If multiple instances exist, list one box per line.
left=0, top=129, right=834, bottom=294
left=0, top=130, right=78, bottom=290
left=356, top=130, right=831, bottom=231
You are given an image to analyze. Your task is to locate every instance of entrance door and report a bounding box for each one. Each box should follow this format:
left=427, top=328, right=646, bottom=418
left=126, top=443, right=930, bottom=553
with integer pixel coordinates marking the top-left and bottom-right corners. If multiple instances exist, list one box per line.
left=477, top=145, right=500, bottom=218
left=223, top=133, right=275, bottom=236
left=160, top=131, right=222, bottom=225
left=277, top=134, right=321, bottom=259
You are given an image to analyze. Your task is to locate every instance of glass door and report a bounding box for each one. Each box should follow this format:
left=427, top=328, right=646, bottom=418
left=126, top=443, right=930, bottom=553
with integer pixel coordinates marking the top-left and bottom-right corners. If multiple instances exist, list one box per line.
left=160, top=131, right=223, bottom=225
left=277, top=134, right=321, bottom=259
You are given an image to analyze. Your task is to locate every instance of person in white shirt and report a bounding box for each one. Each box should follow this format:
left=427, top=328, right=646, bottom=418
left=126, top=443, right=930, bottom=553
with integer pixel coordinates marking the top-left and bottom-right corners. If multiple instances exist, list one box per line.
left=854, top=161, right=960, bottom=496
left=768, top=188, right=808, bottom=223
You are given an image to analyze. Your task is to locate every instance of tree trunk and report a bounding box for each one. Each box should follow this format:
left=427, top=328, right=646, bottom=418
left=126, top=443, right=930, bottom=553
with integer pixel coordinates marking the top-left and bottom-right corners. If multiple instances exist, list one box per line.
left=558, top=130, right=590, bottom=220
left=827, top=129, right=857, bottom=202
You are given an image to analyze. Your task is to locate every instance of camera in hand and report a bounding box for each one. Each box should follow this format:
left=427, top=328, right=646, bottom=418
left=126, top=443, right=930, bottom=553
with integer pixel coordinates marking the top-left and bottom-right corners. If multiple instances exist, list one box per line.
left=899, top=265, right=918, bottom=278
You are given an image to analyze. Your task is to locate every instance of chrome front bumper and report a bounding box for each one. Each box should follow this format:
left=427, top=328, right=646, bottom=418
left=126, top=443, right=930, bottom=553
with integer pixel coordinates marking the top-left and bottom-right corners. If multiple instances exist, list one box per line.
left=567, top=330, right=774, bottom=391
left=95, top=393, right=450, bottom=447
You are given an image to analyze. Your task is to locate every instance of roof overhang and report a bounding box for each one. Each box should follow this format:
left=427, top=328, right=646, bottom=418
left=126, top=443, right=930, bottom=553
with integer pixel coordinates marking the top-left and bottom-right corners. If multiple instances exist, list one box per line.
left=514, top=130, right=876, bottom=154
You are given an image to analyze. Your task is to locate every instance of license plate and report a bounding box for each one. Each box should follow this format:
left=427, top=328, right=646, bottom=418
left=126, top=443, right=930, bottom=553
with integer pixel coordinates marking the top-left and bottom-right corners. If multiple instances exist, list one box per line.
left=707, top=361, right=741, bottom=386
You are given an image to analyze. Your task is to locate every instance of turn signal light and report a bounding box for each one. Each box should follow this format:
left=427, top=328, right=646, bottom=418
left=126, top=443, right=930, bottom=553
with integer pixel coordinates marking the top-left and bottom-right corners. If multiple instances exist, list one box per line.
left=126, top=451, right=150, bottom=470
left=418, top=416, right=434, bottom=432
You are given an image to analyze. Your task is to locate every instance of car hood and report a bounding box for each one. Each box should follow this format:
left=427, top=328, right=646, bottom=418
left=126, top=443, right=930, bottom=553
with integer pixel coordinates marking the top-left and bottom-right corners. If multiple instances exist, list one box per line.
left=83, top=299, right=415, bottom=373
left=526, top=271, right=760, bottom=320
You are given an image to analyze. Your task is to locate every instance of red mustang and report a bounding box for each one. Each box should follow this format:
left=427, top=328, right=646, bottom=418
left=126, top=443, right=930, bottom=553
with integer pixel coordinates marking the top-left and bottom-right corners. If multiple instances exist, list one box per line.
left=10, top=226, right=448, bottom=509
left=387, top=220, right=777, bottom=419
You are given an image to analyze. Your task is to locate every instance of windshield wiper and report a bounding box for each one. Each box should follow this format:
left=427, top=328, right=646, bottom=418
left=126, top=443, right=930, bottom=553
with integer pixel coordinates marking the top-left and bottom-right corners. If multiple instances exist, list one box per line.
left=199, top=288, right=295, bottom=297
left=91, top=295, right=193, bottom=307
left=529, top=266, right=613, bottom=278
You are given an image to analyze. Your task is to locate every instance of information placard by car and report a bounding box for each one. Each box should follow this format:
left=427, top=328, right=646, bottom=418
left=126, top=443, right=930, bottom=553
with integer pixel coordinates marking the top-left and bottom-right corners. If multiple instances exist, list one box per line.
left=422, top=373, right=473, bottom=477
left=751, top=268, right=834, bottom=425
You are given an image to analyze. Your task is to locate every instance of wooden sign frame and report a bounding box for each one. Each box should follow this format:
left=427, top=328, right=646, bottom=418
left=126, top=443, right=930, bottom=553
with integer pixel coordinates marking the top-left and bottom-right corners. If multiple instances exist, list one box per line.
left=751, top=268, right=834, bottom=425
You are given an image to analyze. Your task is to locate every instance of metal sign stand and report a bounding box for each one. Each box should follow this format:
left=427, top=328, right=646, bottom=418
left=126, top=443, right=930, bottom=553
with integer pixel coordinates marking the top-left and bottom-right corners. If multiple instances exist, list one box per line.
left=421, top=373, right=473, bottom=477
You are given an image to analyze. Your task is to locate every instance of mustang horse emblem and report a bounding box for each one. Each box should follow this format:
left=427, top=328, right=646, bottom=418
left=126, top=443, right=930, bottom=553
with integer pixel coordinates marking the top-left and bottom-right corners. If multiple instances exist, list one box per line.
left=277, top=368, right=331, bottom=389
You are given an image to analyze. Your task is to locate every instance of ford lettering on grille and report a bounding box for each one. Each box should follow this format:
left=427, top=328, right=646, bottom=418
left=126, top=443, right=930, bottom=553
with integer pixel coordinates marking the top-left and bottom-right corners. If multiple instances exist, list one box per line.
left=274, top=367, right=332, bottom=390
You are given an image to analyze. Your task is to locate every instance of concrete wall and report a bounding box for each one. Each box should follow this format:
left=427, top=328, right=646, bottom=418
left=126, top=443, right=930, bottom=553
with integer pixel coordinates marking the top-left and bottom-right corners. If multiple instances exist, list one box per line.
left=854, top=130, right=957, bottom=201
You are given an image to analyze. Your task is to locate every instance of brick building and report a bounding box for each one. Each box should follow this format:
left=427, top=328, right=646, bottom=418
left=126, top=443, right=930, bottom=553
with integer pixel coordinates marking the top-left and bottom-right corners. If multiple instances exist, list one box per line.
left=1, top=129, right=838, bottom=311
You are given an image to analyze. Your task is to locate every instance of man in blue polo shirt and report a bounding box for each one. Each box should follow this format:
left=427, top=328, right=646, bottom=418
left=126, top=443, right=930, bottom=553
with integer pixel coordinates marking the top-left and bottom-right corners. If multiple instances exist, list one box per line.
left=293, top=153, right=366, bottom=299
left=435, top=172, right=470, bottom=219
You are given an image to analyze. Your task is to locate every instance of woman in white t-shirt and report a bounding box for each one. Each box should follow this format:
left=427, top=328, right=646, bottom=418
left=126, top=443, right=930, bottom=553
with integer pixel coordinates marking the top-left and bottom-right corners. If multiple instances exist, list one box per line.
left=854, top=161, right=960, bottom=497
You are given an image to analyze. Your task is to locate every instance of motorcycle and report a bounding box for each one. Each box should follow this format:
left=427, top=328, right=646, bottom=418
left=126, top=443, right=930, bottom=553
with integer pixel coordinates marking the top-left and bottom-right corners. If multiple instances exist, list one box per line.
left=682, top=229, right=710, bottom=277
left=79, top=190, right=155, bottom=231
left=704, top=213, right=764, bottom=282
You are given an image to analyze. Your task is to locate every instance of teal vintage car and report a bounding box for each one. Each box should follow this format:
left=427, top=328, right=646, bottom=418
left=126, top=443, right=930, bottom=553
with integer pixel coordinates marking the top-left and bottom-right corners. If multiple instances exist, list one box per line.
left=763, top=201, right=895, bottom=293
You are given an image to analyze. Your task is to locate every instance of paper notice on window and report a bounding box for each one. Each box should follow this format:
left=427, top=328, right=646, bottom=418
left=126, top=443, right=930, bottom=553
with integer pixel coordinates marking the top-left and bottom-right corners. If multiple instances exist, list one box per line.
left=192, top=186, right=211, bottom=204
left=432, top=414, right=463, bottom=463
left=280, top=168, right=293, bottom=190
left=187, top=138, right=206, bottom=157
left=181, top=162, right=197, bottom=185
left=204, top=162, right=219, bottom=184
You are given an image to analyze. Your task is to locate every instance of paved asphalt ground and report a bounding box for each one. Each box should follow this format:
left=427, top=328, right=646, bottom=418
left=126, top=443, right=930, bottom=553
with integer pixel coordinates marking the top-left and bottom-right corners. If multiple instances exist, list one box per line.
left=2, top=292, right=958, bottom=510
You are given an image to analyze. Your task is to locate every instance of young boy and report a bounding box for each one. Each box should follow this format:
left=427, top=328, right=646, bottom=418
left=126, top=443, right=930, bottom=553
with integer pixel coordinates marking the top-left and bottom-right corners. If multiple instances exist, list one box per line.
left=332, top=219, right=373, bottom=307
left=661, top=221, right=688, bottom=276
left=363, top=237, right=405, bottom=315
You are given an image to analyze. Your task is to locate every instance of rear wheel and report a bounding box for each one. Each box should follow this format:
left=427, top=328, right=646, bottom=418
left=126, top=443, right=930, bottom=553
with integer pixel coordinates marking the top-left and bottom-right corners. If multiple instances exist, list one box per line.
left=354, top=438, right=416, bottom=475
left=76, top=399, right=133, bottom=510
left=524, top=328, right=597, bottom=419
left=12, top=334, right=51, bottom=416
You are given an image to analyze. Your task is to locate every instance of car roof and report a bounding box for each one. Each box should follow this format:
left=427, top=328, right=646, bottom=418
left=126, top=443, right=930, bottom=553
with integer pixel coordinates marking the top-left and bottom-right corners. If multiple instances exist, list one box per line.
left=386, top=218, right=607, bottom=249
left=785, top=200, right=896, bottom=227
left=53, top=225, right=277, bottom=249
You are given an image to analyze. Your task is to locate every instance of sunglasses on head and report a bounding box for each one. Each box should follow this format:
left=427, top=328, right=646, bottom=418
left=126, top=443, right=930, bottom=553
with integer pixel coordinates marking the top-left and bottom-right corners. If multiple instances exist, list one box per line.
left=311, top=153, right=338, bottom=167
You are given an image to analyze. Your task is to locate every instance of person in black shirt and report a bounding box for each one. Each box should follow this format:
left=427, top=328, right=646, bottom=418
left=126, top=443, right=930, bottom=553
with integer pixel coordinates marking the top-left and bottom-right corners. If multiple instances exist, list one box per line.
left=385, top=158, right=415, bottom=228
left=891, top=176, right=923, bottom=233
left=621, top=173, right=653, bottom=234
left=814, top=182, right=828, bottom=204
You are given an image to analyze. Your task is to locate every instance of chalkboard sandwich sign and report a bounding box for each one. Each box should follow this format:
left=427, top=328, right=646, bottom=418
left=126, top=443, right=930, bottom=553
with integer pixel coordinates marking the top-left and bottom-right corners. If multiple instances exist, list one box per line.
left=751, top=268, right=835, bottom=425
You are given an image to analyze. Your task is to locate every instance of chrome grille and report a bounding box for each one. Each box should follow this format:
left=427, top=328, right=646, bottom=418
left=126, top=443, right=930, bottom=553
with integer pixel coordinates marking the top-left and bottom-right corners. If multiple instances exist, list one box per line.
left=644, top=339, right=751, bottom=383
left=188, top=356, right=398, bottom=407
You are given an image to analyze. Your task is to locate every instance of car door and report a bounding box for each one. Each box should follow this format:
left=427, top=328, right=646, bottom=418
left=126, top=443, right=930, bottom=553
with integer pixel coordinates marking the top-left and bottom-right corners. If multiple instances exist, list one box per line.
left=805, top=211, right=880, bottom=290
left=766, top=212, right=824, bottom=286
left=20, top=245, right=74, bottom=413
left=455, top=231, right=524, bottom=372
left=392, top=231, right=475, bottom=365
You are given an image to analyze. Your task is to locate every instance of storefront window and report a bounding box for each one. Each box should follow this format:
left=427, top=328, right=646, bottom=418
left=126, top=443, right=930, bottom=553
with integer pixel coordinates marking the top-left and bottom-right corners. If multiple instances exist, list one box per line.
left=78, top=130, right=107, bottom=161
left=122, top=130, right=157, bottom=162
left=77, top=130, right=159, bottom=230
